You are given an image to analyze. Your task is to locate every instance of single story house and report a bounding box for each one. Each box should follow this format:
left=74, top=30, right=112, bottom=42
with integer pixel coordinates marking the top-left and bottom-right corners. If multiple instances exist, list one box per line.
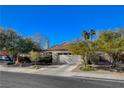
left=43, top=41, right=124, bottom=65
left=44, top=42, right=81, bottom=64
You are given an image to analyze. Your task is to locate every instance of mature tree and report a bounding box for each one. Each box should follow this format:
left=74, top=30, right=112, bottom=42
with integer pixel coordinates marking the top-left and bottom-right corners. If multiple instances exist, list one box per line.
left=69, top=29, right=96, bottom=68
left=0, top=29, right=6, bottom=48
left=15, top=37, right=42, bottom=65
left=6, top=29, right=21, bottom=55
left=68, top=40, right=97, bottom=68
left=97, top=31, right=124, bottom=68
left=0, top=28, right=21, bottom=52
left=0, top=27, right=42, bottom=65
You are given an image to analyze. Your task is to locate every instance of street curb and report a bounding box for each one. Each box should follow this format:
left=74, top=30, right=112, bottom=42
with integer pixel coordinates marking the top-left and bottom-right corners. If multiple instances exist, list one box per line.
left=1, top=70, right=124, bottom=84
left=72, top=76, right=124, bottom=83
left=0, top=66, right=124, bottom=81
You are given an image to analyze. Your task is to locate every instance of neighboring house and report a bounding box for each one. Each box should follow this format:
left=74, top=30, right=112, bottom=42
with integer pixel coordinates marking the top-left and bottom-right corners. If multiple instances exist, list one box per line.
left=44, top=42, right=81, bottom=64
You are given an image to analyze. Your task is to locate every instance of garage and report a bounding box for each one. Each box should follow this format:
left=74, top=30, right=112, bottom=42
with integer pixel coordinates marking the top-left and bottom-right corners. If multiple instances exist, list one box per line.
left=58, top=53, right=81, bottom=64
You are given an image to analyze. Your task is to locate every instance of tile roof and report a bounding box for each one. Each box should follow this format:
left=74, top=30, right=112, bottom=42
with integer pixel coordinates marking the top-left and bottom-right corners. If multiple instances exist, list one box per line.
left=47, top=42, right=70, bottom=51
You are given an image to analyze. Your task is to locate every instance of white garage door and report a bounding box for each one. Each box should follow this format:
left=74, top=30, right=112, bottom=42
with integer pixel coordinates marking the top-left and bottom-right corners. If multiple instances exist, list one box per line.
left=59, top=55, right=81, bottom=64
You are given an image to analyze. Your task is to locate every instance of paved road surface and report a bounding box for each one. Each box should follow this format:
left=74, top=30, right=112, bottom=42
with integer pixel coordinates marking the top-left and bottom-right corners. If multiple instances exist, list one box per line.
left=0, top=71, right=124, bottom=88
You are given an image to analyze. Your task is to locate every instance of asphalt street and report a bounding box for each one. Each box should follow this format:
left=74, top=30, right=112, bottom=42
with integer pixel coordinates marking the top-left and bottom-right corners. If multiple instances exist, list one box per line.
left=0, top=71, right=124, bottom=88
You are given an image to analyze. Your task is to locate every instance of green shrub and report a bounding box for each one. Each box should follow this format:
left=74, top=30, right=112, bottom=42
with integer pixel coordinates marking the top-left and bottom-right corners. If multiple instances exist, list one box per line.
left=80, top=65, right=95, bottom=71
left=29, top=50, right=41, bottom=65
left=38, top=56, right=52, bottom=64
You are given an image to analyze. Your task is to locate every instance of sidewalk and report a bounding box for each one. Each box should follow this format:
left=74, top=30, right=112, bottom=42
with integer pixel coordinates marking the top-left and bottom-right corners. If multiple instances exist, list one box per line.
left=0, top=65, right=124, bottom=81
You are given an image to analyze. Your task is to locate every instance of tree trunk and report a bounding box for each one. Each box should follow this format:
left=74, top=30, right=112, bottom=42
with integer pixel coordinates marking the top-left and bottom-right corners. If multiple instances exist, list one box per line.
left=15, top=54, right=19, bottom=65
left=81, top=55, right=87, bottom=68
left=35, top=61, right=37, bottom=66
left=84, top=55, right=88, bottom=67
left=110, top=53, right=119, bottom=69
left=35, top=61, right=37, bottom=68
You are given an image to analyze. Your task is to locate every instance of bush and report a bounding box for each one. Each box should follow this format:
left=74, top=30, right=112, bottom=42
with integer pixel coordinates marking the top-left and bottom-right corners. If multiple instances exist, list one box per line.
left=80, top=65, right=95, bottom=71
left=7, top=62, right=14, bottom=65
left=38, top=56, right=52, bottom=65
left=29, top=51, right=41, bottom=65
left=18, top=56, right=31, bottom=63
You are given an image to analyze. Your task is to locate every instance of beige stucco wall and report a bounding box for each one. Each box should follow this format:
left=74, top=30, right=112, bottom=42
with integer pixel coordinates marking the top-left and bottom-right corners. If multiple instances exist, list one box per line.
left=47, top=50, right=124, bottom=64
left=47, top=50, right=81, bottom=64
left=51, top=51, right=70, bottom=64
left=59, top=55, right=81, bottom=64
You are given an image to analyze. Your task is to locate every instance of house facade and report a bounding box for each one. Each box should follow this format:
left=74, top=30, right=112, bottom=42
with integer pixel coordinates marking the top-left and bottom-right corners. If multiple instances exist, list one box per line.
left=44, top=42, right=81, bottom=64
left=43, top=40, right=124, bottom=65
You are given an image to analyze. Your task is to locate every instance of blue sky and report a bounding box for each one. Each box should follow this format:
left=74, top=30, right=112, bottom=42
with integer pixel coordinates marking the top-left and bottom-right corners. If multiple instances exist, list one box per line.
left=0, top=5, right=124, bottom=47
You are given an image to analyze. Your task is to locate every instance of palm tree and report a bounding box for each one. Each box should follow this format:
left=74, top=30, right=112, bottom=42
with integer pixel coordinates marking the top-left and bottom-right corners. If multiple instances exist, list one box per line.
left=82, top=29, right=95, bottom=41
left=82, top=30, right=90, bottom=40
left=90, top=29, right=95, bottom=41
